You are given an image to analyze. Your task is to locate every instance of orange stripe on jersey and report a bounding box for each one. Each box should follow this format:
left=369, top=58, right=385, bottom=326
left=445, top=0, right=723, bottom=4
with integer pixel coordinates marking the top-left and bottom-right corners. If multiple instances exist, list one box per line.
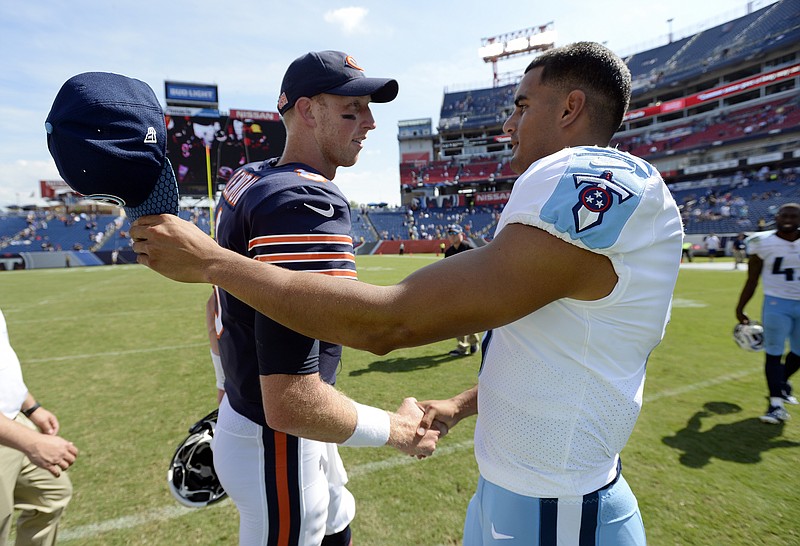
left=273, top=431, right=291, bottom=546
left=251, top=261, right=358, bottom=279
left=249, top=234, right=352, bottom=250
left=318, top=270, right=358, bottom=278
left=254, top=252, right=355, bottom=263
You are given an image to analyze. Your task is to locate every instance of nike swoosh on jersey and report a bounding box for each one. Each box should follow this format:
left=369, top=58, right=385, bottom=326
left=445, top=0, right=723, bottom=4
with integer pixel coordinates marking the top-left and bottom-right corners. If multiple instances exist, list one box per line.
left=304, top=203, right=335, bottom=217
left=491, top=523, right=514, bottom=540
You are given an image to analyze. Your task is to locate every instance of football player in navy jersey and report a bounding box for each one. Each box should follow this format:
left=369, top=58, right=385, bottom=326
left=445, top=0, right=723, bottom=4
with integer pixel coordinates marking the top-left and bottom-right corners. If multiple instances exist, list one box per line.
left=173, top=51, right=440, bottom=546
left=736, top=203, right=800, bottom=424
left=134, top=42, right=682, bottom=545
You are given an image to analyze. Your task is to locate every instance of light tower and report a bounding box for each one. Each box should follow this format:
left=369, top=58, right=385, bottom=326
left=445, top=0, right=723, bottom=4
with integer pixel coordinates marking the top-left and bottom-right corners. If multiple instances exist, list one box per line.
left=478, top=22, right=557, bottom=87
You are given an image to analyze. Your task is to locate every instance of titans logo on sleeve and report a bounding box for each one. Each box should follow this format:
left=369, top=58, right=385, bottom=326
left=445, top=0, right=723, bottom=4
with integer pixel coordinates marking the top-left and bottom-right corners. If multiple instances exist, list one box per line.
left=539, top=148, right=650, bottom=250
left=572, top=170, right=633, bottom=233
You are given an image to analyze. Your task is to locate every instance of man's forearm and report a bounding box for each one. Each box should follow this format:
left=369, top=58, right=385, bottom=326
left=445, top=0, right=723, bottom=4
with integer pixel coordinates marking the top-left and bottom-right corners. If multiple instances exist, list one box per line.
left=452, top=385, right=479, bottom=420
left=205, top=248, right=446, bottom=355
left=0, top=413, right=37, bottom=454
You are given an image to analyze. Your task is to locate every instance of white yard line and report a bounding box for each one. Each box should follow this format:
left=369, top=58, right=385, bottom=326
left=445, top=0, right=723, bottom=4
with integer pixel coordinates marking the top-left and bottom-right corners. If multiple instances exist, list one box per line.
left=23, top=343, right=207, bottom=363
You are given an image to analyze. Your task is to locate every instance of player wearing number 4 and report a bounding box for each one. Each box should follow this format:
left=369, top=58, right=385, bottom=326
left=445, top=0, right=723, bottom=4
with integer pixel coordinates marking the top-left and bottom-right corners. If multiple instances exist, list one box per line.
left=736, top=203, right=800, bottom=424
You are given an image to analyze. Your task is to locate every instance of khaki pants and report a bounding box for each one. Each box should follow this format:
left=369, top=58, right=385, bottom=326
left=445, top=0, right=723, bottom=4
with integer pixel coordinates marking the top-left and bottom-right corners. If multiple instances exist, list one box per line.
left=455, top=333, right=482, bottom=354
left=0, top=414, right=72, bottom=546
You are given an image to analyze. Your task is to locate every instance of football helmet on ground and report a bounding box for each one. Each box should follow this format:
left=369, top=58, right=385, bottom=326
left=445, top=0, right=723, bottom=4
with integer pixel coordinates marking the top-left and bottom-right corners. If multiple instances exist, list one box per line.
left=733, top=322, right=764, bottom=352
left=167, top=408, right=227, bottom=508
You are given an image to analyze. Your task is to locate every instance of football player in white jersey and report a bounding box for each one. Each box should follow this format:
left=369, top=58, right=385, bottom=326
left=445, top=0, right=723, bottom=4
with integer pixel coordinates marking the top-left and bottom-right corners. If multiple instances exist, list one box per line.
left=132, top=42, right=683, bottom=545
left=736, top=203, right=800, bottom=424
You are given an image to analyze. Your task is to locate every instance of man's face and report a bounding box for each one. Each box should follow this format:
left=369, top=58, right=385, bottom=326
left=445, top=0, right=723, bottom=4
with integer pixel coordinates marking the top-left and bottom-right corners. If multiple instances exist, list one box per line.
left=775, top=206, right=800, bottom=234
left=313, top=94, right=376, bottom=170
left=447, top=231, right=461, bottom=243
left=502, top=67, right=564, bottom=175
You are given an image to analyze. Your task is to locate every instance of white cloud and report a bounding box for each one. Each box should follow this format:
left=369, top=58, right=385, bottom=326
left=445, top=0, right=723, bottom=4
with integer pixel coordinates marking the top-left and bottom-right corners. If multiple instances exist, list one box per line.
left=324, top=7, right=368, bottom=34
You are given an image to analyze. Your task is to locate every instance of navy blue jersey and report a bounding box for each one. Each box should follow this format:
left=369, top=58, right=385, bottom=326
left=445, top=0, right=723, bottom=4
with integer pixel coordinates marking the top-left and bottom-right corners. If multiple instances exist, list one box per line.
left=213, top=159, right=356, bottom=426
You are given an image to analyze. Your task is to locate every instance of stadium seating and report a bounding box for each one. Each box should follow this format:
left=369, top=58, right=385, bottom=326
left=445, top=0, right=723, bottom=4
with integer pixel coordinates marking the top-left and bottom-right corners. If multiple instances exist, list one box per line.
left=612, top=96, right=800, bottom=160
left=625, top=1, right=800, bottom=95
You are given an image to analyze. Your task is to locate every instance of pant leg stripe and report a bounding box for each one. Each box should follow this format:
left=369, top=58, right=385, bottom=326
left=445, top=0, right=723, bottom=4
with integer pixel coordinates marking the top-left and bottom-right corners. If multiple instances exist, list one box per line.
left=579, top=491, right=600, bottom=546
left=539, top=498, right=558, bottom=546
left=263, top=430, right=301, bottom=546
left=274, top=432, right=292, bottom=546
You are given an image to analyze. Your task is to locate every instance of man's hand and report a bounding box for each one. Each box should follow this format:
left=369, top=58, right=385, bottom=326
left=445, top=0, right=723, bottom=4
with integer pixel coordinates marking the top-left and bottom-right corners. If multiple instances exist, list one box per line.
left=387, top=397, right=441, bottom=458
left=25, top=434, right=78, bottom=477
left=736, top=311, right=750, bottom=324
left=130, top=214, right=223, bottom=283
left=416, top=385, right=479, bottom=440
left=29, top=406, right=59, bottom=435
left=416, top=398, right=462, bottom=438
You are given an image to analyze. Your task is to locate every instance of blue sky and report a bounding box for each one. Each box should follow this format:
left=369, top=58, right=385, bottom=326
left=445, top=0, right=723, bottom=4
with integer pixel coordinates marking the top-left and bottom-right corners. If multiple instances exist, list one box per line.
left=0, top=0, right=777, bottom=208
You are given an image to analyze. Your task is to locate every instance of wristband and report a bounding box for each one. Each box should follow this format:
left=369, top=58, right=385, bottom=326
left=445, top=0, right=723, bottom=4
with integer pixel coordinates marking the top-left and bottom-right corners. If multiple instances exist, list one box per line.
left=340, top=402, right=390, bottom=447
left=22, top=402, right=41, bottom=418
left=210, top=350, right=225, bottom=390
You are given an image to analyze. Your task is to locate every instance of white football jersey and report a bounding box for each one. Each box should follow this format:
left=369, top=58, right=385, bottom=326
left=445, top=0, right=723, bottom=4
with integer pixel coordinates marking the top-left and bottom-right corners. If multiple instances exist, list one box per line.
left=475, top=146, right=683, bottom=497
left=0, top=309, right=28, bottom=419
left=747, top=231, right=800, bottom=300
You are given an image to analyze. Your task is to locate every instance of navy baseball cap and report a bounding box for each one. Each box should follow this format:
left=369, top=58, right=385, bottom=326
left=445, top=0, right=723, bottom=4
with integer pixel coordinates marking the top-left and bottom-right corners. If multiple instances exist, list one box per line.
left=277, top=51, right=398, bottom=114
left=446, top=224, right=463, bottom=234
left=45, top=72, right=179, bottom=222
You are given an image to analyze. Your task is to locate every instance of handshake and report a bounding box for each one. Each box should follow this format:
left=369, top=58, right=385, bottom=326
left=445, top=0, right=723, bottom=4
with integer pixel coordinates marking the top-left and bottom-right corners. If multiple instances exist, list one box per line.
left=385, top=396, right=467, bottom=459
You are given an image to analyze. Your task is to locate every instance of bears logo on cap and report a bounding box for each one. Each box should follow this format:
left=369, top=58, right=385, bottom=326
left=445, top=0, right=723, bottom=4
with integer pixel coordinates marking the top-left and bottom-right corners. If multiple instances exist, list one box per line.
left=344, top=56, right=364, bottom=71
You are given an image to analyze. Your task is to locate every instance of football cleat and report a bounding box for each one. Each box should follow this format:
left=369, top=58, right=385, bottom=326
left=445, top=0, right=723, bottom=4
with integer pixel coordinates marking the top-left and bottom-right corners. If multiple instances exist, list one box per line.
left=759, top=405, right=790, bottom=424
left=782, top=393, right=799, bottom=405
left=782, top=381, right=799, bottom=405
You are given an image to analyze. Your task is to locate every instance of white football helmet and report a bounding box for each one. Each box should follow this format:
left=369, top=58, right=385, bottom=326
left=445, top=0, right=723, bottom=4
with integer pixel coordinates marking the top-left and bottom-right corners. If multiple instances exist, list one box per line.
left=167, top=409, right=227, bottom=508
left=733, top=322, right=764, bottom=352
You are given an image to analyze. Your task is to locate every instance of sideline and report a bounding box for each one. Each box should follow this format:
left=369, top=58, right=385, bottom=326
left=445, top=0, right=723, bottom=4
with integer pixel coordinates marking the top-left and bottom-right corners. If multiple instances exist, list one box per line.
left=57, top=367, right=759, bottom=542
left=679, top=261, right=747, bottom=271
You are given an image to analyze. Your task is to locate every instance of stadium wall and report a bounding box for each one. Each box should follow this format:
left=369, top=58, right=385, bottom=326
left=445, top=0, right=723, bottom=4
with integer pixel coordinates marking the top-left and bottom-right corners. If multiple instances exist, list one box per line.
left=0, top=250, right=133, bottom=271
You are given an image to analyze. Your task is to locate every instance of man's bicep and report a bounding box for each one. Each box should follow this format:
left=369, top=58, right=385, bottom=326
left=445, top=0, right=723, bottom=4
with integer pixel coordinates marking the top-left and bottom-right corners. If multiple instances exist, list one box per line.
left=417, top=223, right=617, bottom=331
left=260, top=373, right=321, bottom=427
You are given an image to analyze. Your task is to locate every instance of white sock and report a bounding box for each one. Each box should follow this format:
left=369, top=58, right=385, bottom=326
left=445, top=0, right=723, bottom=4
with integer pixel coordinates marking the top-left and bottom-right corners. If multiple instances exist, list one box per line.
left=770, top=397, right=785, bottom=408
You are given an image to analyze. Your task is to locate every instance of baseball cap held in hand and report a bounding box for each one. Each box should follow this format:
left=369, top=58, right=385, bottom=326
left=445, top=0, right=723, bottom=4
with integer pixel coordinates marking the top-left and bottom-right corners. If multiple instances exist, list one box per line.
left=277, top=51, right=398, bottom=114
left=45, top=72, right=179, bottom=222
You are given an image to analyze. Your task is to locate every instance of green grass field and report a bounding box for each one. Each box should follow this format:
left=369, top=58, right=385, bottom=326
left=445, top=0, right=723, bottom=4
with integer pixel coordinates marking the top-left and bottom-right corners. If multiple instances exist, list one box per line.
left=2, top=255, right=799, bottom=545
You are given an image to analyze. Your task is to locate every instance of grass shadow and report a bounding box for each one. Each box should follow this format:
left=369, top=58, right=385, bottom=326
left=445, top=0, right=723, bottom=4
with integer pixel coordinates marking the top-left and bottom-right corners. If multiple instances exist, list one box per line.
left=347, top=352, right=475, bottom=376
left=662, top=401, right=800, bottom=468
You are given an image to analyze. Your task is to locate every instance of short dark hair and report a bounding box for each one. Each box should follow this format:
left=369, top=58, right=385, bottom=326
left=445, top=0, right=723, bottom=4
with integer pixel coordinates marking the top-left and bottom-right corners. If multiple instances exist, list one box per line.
left=525, top=42, right=631, bottom=140
left=778, top=202, right=800, bottom=213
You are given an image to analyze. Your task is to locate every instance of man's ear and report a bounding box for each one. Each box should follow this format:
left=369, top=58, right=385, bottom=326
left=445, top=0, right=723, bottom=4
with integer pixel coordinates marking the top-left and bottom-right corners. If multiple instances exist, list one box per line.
left=293, top=97, right=317, bottom=127
left=560, top=89, right=586, bottom=128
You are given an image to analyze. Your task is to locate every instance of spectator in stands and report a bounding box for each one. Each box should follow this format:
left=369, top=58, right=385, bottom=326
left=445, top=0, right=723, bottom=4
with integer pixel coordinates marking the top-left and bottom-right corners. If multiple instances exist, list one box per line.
left=443, top=224, right=481, bottom=357
left=0, top=308, right=77, bottom=545
left=132, top=41, right=682, bottom=544
left=704, top=232, right=721, bottom=261
left=736, top=203, right=800, bottom=424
